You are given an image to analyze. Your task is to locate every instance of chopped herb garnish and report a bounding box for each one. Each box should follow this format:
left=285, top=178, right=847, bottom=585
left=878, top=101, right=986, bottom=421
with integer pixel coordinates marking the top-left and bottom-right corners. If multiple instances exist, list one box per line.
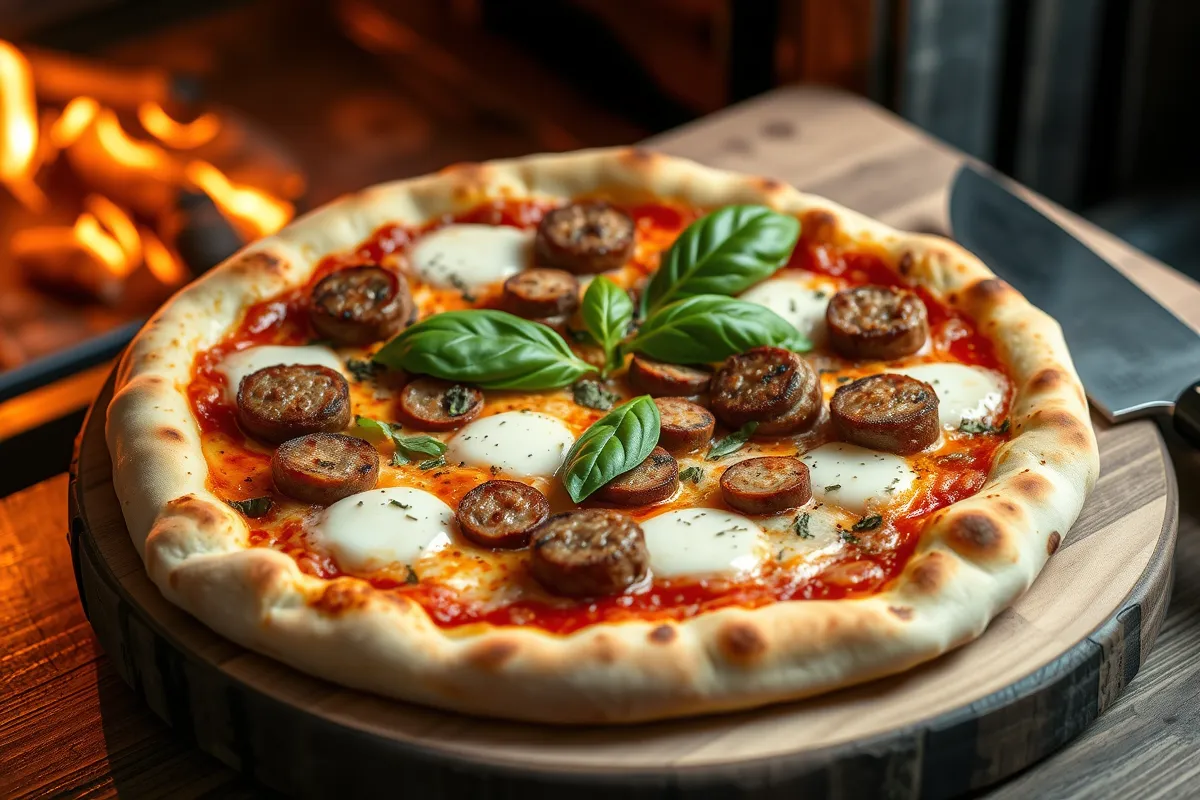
left=447, top=273, right=477, bottom=303
left=793, top=512, right=813, bottom=539
left=441, top=384, right=475, bottom=417
left=388, top=499, right=412, bottom=509
left=419, top=456, right=447, bottom=470
left=404, top=565, right=420, bottom=585
left=346, top=358, right=381, bottom=382
left=840, top=531, right=860, bottom=545
left=824, top=483, right=842, bottom=492
left=679, top=465, right=704, bottom=484
left=405, top=514, right=419, bottom=521
left=392, top=452, right=410, bottom=467
left=836, top=375, right=853, bottom=383
left=308, top=338, right=335, bottom=347
left=707, top=421, right=759, bottom=460
left=777, top=548, right=787, bottom=561
left=571, top=379, right=620, bottom=411
left=852, top=514, right=883, bottom=532
left=357, top=415, right=447, bottom=463
left=226, top=496, right=273, bottom=518
left=959, top=417, right=1011, bottom=435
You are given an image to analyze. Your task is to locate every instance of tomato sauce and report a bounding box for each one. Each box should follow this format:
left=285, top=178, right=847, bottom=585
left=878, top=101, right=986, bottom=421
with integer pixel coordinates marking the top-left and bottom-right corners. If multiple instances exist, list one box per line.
left=189, top=198, right=1012, bottom=634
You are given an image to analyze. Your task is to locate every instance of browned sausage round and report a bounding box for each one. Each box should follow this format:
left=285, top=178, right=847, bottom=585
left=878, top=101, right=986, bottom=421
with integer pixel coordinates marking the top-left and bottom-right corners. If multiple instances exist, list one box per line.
left=271, top=432, right=380, bottom=505
left=826, top=285, right=929, bottom=360
left=535, top=202, right=635, bottom=274
left=501, top=268, right=580, bottom=319
left=710, top=346, right=804, bottom=428
left=628, top=355, right=712, bottom=397
left=456, top=480, right=550, bottom=550
left=753, top=358, right=822, bottom=436
left=653, top=397, right=715, bottom=453
left=720, top=456, right=812, bottom=514
left=397, top=377, right=484, bottom=431
left=236, top=364, right=351, bottom=444
left=595, top=446, right=679, bottom=506
left=529, top=509, right=649, bottom=597
left=830, top=373, right=940, bottom=454
left=309, top=266, right=415, bottom=346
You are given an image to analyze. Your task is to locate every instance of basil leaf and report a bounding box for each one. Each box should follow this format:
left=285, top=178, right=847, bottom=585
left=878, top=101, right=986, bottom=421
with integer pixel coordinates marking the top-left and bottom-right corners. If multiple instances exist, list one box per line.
left=959, top=418, right=1011, bottom=435
left=852, top=514, right=883, bottom=532
left=419, top=456, right=447, bottom=470
left=373, top=310, right=596, bottom=390
left=641, top=205, right=800, bottom=317
left=581, top=276, right=633, bottom=375
left=227, top=496, right=273, bottom=518
left=706, top=421, right=758, bottom=460
left=354, top=415, right=446, bottom=462
left=354, top=415, right=399, bottom=441
left=626, top=295, right=809, bottom=363
left=561, top=395, right=660, bottom=502
left=679, top=465, right=703, bottom=484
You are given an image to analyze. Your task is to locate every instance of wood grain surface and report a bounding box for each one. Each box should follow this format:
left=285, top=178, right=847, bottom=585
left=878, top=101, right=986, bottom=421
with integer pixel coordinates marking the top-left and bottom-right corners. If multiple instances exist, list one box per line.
left=3, top=86, right=1200, bottom=799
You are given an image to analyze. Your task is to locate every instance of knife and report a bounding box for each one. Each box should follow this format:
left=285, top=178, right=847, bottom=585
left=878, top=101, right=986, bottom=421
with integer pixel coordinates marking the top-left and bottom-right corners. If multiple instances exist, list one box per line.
left=948, top=163, right=1200, bottom=447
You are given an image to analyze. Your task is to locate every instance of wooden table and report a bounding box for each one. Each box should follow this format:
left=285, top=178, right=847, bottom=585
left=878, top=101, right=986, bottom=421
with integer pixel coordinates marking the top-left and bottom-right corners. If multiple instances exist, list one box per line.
left=3, top=87, right=1199, bottom=799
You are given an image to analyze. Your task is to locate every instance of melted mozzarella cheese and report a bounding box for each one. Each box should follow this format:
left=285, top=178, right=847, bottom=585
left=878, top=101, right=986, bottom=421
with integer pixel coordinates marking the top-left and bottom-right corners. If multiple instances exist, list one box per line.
left=219, top=345, right=344, bottom=401
left=445, top=411, right=575, bottom=478
left=896, top=363, right=1007, bottom=428
left=409, top=224, right=532, bottom=290
left=740, top=276, right=833, bottom=345
left=802, top=443, right=916, bottom=514
left=312, top=487, right=454, bottom=573
left=641, top=509, right=764, bottom=578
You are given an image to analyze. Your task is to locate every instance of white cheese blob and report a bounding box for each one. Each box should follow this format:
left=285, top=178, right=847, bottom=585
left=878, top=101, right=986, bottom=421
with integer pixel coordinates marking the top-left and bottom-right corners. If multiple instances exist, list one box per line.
left=740, top=276, right=832, bottom=345
left=446, top=411, right=575, bottom=478
left=896, top=363, right=1007, bottom=429
left=409, top=224, right=532, bottom=290
left=312, top=487, right=454, bottom=573
left=219, top=345, right=344, bottom=401
left=802, top=443, right=916, bottom=514
left=641, top=508, right=764, bottom=578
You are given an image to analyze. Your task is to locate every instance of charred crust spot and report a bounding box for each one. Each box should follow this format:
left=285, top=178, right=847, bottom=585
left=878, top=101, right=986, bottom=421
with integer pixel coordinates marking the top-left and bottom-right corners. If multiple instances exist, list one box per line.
left=947, top=512, right=1004, bottom=558
left=468, top=639, right=519, bottom=670
left=898, top=251, right=915, bottom=276
left=1028, top=368, right=1065, bottom=393
left=964, top=277, right=1011, bottom=304
left=888, top=606, right=914, bottom=621
left=230, top=251, right=285, bottom=275
left=757, top=176, right=784, bottom=192
left=1030, top=408, right=1091, bottom=450
left=648, top=624, right=676, bottom=644
left=801, top=210, right=838, bottom=245
left=909, top=552, right=951, bottom=594
left=999, top=500, right=1019, bottom=516
left=1047, top=531, right=1062, bottom=554
left=718, top=622, right=767, bottom=663
left=157, top=427, right=184, bottom=442
left=1010, top=471, right=1054, bottom=500
left=164, top=494, right=220, bottom=527
left=591, top=634, right=619, bottom=664
left=623, top=147, right=657, bottom=163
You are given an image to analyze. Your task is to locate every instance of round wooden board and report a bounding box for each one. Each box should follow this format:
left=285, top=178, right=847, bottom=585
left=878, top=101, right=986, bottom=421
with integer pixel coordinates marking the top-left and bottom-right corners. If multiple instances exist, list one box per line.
left=70, top=371, right=1176, bottom=800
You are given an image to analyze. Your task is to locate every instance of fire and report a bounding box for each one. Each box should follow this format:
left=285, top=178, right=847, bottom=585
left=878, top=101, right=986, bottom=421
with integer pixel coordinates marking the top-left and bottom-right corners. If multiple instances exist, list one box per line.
left=85, top=194, right=142, bottom=272
left=48, top=96, right=98, bottom=149
left=137, top=102, right=220, bottom=149
left=140, top=227, right=187, bottom=287
left=185, top=160, right=293, bottom=239
left=93, top=108, right=177, bottom=174
left=0, top=41, right=48, bottom=212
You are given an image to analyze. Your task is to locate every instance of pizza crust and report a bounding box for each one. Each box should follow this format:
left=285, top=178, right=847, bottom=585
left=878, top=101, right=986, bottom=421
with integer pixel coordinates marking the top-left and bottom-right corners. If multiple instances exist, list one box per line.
left=106, top=147, right=1098, bottom=723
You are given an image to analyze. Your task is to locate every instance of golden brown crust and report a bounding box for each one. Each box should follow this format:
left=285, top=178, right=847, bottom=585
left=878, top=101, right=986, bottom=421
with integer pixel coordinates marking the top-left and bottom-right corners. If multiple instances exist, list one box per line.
left=106, top=147, right=1098, bottom=724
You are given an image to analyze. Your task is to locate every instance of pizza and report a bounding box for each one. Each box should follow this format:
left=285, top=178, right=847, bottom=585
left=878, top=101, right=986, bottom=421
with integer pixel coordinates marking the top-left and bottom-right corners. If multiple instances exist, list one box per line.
left=106, top=148, right=1099, bottom=723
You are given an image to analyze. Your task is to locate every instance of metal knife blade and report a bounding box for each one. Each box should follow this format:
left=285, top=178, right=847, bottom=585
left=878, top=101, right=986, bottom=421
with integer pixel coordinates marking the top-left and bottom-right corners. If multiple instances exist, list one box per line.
left=948, top=163, right=1200, bottom=430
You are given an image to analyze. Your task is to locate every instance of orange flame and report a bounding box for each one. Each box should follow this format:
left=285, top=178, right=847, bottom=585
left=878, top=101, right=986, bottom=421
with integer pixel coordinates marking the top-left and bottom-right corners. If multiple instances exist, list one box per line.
left=137, top=101, right=220, bottom=149
left=74, top=211, right=133, bottom=277
left=85, top=193, right=141, bottom=270
left=49, top=96, right=99, bottom=148
left=0, top=40, right=48, bottom=211
left=185, top=159, right=293, bottom=239
left=93, top=108, right=175, bottom=174
left=140, top=227, right=188, bottom=287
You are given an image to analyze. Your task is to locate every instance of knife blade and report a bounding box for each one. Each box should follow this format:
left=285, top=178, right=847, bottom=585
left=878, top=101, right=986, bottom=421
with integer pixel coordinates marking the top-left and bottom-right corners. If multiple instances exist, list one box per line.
left=948, top=163, right=1200, bottom=446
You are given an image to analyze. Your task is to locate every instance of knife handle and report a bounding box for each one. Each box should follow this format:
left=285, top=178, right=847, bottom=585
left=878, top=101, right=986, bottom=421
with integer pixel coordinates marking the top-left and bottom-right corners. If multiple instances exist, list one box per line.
left=1176, top=381, right=1200, bottom=448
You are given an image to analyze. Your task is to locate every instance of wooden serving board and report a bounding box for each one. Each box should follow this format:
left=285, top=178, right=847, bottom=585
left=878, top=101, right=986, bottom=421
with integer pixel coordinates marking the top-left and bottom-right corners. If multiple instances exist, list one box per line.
left=67, top=89, right=1185, bottom=799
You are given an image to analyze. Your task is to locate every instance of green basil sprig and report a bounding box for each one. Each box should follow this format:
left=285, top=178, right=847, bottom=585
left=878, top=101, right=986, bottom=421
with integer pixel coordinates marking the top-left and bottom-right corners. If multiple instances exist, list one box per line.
left=625, top=295, right=808, bottom=363
left=581, top=276, right=633, bottom=376
left=354, top=415, right=447, bottom=465
left=373, top=310, right=596, bottom=390
left=560, top=395, right=660, bottom=502
left=640, top=205, right=800, bottom=317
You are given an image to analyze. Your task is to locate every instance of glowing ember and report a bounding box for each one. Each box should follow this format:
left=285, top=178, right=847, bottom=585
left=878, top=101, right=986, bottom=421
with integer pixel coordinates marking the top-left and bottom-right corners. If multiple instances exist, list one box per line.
left=137, top=102, right=220, bottom=149
left=0, top=41, right=48, bottom=212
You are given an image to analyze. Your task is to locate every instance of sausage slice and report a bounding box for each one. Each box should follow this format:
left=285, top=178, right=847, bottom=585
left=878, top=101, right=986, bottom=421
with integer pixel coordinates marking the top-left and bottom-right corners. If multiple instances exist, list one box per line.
left=501, top=268, right=580, bottom=319
left=272, top=432, right=380, bottom=505
left=653, top=397, right=715, bottom=453
left=236, top=364, right=351, bottom=444
left=535, top=202, right=635, bottom=274
left=826, top=285, right=929, bottom=360
left=753, top=358, right=822, bottom=436
left=711, top=346, right=804, bottom=428
left=456, top=480, right=550, bottom=550
left=831, top=373, right=939, bottom=454
left=309, top=265, right=415, bottom=346
left=397, top=377, right=484, bottom=431
left=628, top=355, right=712, bottom=397
left=720, top=456, right=812, bottom=515
left=595, top=446, right=679, bottom=506
left=529, top=509, right=649, bottom=597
